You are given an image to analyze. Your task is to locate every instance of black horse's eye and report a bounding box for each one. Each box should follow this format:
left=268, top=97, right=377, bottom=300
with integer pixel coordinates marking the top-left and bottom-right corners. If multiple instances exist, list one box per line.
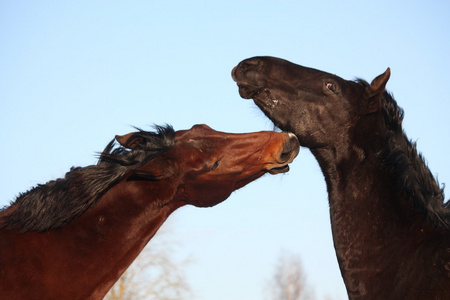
left=211, top=159, right=220, bottom=170
left=325, top=81, right=336, bottom=92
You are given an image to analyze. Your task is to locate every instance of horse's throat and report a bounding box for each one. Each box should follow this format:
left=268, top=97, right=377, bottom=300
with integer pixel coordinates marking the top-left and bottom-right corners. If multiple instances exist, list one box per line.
left=311, top=145, right=435, bottom=298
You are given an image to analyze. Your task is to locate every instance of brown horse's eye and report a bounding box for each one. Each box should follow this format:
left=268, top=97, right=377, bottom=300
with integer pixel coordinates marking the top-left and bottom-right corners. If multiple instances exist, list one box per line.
left=211, top=159, right=220, bottom=170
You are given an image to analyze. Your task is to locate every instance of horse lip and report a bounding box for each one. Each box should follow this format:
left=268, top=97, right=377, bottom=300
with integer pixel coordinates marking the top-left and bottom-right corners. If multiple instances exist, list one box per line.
left=236, top=83, right=263, bottom=99
left=231, top=66, right=238, bottom=81
left=268, top=164, right=290, bottom=175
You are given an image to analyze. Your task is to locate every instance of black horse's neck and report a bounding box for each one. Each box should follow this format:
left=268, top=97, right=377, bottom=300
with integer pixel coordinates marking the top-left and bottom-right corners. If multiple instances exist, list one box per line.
left=310, top=118, right=450, bottom=299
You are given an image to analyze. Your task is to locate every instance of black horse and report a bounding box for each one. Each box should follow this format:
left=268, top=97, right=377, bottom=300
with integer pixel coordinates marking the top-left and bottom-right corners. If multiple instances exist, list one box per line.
left=232, top=57, right=450, bottom=300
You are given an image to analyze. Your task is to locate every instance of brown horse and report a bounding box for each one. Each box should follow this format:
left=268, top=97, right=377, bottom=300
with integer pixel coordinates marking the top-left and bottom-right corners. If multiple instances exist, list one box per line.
left=233, top=57, right=450, bottom=300
left=0, top=124, right=299, bottom=300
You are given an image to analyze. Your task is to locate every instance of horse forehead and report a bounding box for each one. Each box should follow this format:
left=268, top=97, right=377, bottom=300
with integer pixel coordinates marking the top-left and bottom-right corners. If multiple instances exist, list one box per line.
left=255, top=56, right=342, bottom=82
left=173, top=129, right=272, bottom=155
left=174, top=125, right=230, bottom=142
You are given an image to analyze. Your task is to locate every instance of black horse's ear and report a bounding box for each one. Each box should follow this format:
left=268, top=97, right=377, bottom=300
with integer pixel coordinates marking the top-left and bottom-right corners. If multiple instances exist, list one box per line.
left=115, top=133, right=144, bottom=150
left=365, top=68, right=390, bottom=114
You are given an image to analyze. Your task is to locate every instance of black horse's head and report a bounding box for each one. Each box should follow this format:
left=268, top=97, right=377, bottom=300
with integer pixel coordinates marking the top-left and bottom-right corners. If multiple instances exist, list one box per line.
left=232, top=56, right=391, bottom=150
left=232, top=56, right=449, bottom=230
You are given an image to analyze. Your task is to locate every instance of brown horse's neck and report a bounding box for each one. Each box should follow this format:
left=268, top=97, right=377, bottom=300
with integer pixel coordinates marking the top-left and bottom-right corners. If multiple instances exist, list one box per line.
left=0, top=177, right=183, bottom=300
left=65, top=178, right=184, bottom=299
left=311, top=141, right=448, bottom=299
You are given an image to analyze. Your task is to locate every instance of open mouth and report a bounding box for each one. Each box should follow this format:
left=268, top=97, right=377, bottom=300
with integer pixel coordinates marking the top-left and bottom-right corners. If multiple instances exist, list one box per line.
left=236, top=83, right=262, bottom=100
left=232, top=66, right=264, bottom=100
left=233, top=72, right=278, bottom=109
left=237, top=84, right=281, bottom=110
left=268, top=164, right=290, bottom=175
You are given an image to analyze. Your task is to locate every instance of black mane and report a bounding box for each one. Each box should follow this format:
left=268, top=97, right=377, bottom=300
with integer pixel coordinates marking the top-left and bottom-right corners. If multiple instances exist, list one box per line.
left=365, top=82, right=450, bottom=229
left=1, top=125, right=175, bottom=232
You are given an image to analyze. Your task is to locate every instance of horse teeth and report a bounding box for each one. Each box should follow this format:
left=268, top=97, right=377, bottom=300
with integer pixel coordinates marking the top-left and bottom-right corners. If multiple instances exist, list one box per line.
left=267, top=99, right=278, bottom=108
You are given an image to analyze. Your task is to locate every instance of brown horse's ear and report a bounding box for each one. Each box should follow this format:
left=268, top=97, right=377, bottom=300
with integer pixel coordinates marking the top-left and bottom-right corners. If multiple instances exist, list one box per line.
left=115, top=133, right=144, bottom=150
left=129, top=157, right=175, bottom=181
left=365, top=68, right=391, bottom=114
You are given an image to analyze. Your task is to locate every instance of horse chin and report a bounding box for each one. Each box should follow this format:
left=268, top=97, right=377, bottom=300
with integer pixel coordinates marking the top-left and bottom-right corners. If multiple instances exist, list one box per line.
left=247, top=88, right=281, bottom=112
left=236, top=171, right=266, bottom=189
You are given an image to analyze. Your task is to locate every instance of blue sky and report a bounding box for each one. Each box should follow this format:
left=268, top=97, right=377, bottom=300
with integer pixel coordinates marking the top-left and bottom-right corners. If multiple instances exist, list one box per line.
left=1, top=1, right=449, bottom=299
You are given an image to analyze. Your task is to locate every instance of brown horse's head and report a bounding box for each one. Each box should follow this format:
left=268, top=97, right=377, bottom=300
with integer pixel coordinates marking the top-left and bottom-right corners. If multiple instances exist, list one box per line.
left=0, top=124, right=299, bottom=300
left=116, top=124, right=299, bottom=207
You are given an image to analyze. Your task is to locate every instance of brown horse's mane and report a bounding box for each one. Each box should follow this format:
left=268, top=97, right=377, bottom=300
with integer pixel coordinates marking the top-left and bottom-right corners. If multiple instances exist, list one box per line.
left=356, top=79, right=450, bottom=229
left=1, top=125, right=175, bottom=232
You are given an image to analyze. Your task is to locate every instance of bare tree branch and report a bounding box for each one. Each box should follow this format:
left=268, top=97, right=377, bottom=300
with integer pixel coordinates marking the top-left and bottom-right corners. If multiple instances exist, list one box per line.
left=268, top=251, right=313, bottom=300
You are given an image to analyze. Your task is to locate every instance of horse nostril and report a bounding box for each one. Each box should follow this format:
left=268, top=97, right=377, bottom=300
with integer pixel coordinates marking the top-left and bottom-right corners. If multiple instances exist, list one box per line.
left=279, top=133, right=300, bottom=163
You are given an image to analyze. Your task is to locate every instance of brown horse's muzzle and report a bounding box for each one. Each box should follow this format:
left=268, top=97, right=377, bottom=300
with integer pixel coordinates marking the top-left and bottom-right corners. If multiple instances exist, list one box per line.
left=268, top=132, right=299, bottom=174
